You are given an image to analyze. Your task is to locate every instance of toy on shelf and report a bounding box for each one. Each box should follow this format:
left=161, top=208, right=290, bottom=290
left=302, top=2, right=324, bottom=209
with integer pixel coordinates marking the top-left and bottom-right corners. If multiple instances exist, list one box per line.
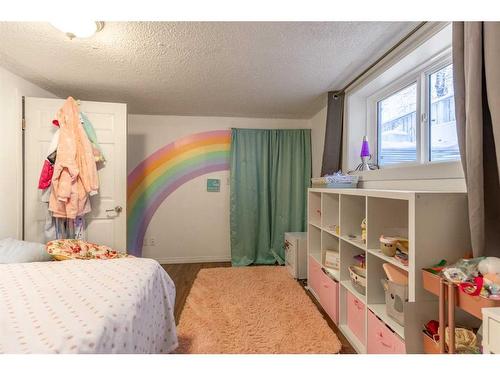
left=380, top=236, right=397, bottom=256
left=424, top=320, right=440, bottom=341
left=379, top=235, right=409, bottom=264
left=324, top=249, right=340, bottom=270
left=361, top=218, right=367, bottom=243
left=326, top=224, right=340, bottom=235
left=478, top=257, right=500, bottom=299
left=441, top=257, right=483, bottom=284
left=349, top=253, right=366, bottom=295
left=353, top=253, right=366, bottom=268
left=424, top=259, right=447, bottom=275
left=394, top=250, right=408, bottom=266
left=428, top=256, right=500, bottom=300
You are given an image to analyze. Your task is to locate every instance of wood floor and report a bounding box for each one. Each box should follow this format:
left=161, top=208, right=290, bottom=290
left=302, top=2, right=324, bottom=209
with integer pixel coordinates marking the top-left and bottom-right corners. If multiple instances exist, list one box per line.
left=162, top=262, right=356, bottom=354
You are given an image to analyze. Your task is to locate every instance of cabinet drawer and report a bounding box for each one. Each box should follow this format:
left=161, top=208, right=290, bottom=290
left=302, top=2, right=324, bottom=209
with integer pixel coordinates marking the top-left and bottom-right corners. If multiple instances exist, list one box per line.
left=318, top=268, right=339, bottom=324
left=285, top=244, right=296, bottom=278
left=308, top=256, right=322, bottom=297
left=485, top=316, right=500, bottom=353
left=347, top=290, right=365, bottom=343
left=285, top=244, right=295, bottom=268
left=367, top=310, right=405, bottom=354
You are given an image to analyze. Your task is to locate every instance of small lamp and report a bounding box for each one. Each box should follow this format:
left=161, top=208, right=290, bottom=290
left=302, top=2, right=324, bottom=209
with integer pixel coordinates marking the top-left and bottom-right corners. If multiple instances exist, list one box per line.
left=355, top=136, right=376, bottom=172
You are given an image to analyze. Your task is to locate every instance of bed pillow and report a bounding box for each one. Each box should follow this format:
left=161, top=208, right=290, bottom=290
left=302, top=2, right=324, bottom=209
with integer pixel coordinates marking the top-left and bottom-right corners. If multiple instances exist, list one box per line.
left=0, top=238, right=53, bottom=264
left=46, top=239, right=130, bottom=261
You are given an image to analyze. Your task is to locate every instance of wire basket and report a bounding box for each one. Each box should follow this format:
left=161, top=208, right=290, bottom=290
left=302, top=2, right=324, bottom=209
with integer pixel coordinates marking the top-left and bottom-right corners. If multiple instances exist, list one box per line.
left=311, top=174, right=359, bottom=188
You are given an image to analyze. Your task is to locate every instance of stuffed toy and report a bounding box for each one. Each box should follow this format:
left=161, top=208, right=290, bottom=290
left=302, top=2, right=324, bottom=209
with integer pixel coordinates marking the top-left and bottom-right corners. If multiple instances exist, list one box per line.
left=478, top=257, right=500, bottom=298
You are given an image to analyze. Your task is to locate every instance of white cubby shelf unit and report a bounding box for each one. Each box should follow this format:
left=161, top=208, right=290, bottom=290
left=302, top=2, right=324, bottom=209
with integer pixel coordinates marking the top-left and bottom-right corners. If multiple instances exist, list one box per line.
left=307, top=188, right=470, bottom=354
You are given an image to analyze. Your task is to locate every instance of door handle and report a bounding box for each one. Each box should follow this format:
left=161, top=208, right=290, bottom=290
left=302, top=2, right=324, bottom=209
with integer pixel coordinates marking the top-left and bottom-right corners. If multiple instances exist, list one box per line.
left=106, top=206, right=123, bottom=214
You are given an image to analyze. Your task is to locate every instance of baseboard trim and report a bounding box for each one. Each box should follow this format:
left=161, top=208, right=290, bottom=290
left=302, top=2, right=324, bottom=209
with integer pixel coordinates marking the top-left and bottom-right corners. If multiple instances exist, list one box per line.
left=154, top=255, right=232, bottom=264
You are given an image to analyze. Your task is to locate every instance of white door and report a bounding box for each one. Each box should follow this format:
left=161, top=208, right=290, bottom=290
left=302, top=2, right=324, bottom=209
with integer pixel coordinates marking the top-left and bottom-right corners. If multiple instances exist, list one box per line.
left=24, top=97, right=127, bottom=251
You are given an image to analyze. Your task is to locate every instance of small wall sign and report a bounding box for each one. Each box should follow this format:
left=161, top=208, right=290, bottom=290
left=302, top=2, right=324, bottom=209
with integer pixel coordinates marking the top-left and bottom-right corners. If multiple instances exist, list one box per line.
left=207, top=178, right=221, bottom=192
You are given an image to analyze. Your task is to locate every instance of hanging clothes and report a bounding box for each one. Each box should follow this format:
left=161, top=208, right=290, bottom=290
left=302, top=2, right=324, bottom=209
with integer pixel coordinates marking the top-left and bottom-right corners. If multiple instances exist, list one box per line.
left=55, top=218, right=71, bottom=239
left=43, top=210, right=56, bottom=241
left=80, top=112, right=106, bottom=167
left=38, top=127, right=60, bottom=190
left=49, top=97, right=99, bottom=219
left=74, top=216, right=85, bottom=240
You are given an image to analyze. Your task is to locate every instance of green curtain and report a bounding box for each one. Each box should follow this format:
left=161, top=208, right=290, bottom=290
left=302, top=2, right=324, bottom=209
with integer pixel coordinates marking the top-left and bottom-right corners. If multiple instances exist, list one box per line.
left=230, top=128, right=311, bottom=266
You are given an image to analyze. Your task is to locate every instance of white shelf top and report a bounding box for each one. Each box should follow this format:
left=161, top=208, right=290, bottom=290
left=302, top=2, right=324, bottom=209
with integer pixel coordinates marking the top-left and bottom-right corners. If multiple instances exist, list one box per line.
left=340, top=280, right=366, bottom=302
left=368, top=303, right=405, bottom=339
left=367, top=248, right=409, bottom=271
left=340, top=235, right=366, bottom=251
left=322, top=227, right=340, bottom=238
left=309, top=187, right=465, bottom=200
left=308, top=221, right=321, bottom=230
left=323, top=266, right=340, bottom=282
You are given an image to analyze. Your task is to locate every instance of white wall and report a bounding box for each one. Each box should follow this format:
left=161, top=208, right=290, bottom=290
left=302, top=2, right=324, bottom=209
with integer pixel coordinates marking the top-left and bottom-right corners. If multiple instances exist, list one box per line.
left=0, top=66, right=56, bottom=240
left=128, top=114, right=315, bottom=263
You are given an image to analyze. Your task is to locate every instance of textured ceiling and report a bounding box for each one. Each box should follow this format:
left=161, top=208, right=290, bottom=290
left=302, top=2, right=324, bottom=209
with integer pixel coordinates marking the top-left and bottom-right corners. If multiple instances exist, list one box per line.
left=0, top=22, right=417, bottom=118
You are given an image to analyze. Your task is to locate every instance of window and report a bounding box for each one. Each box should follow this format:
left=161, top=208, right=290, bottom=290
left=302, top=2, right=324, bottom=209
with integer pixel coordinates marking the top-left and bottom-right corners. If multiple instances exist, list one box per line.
left=374, top=58, right=460, bottom=167
left=345, top=23, right=463, bottom=180
left=429, top=64, right=459, bottom=162
left=377, top=83, right=418, bottom=166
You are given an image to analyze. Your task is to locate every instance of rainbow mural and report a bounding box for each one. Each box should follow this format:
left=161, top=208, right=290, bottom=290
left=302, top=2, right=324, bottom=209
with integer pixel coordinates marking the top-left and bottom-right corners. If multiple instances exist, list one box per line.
left=127, top=130, right=231, bottom=255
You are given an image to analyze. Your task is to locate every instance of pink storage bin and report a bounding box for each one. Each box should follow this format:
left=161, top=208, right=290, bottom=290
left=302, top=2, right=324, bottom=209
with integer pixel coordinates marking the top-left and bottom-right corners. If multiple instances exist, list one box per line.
left=346, top=290, right=365, bottom=343
left=318, top=269, right=339, bottom=324
left=308, top=256, right=322, bottom=297
left=367, top=310, right=406, bottom=354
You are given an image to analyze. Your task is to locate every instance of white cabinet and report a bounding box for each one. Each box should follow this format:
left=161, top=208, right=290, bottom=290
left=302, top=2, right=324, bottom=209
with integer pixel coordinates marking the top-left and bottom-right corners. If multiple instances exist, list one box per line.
left=284, top=232, right=307, bottom=279
left=307, top=188, right=470, bottom=354
left=482, top=307, right=500, bottom=354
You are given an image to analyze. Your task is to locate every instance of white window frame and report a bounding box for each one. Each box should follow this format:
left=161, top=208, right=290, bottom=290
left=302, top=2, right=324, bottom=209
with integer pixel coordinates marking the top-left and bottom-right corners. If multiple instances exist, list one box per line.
left=366, top=48, right=454, bottom=169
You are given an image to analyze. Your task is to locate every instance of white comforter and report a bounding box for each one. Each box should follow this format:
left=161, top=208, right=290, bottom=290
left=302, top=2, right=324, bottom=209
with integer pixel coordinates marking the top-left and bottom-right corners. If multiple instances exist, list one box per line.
left=0, top=258, right=178, bottom=354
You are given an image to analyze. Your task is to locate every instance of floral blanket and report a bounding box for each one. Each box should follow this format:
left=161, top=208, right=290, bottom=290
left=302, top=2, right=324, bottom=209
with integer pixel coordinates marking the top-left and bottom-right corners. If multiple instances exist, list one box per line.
left=46, top=239, right=131, bottom=260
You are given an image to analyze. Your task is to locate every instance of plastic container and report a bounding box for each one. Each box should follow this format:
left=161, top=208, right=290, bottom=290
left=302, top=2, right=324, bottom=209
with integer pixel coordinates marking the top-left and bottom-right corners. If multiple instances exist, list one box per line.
left=382, top=279, right=408, bottom=326
left=422, top=332, right=441, bottom=354
left=349, top=265, right=366, bottom=295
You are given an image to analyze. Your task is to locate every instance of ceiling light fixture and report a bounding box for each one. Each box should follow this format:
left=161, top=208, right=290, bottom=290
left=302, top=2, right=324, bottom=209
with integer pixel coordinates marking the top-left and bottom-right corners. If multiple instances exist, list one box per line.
left=51, top=21, right=104, bottom=40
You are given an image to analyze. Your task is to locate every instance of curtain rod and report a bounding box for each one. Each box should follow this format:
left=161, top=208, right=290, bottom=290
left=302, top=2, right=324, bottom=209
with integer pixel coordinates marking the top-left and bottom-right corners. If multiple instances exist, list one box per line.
left=335, top=21, right=428, bottom=95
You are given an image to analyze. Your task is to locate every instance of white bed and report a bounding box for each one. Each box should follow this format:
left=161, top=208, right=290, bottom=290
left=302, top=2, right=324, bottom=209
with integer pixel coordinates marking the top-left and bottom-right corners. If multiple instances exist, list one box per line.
left=0, top=257, right=178, bottom=354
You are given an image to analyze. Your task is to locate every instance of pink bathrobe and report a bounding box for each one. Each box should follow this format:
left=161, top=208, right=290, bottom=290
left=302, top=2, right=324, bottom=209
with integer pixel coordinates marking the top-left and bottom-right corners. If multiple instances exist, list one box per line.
left=49, top=97, right=99, bottom=219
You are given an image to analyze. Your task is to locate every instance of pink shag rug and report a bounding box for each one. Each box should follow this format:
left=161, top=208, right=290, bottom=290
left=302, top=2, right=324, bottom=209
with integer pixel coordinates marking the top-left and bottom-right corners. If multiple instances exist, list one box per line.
left=175, top=266, right=342, bottom=354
